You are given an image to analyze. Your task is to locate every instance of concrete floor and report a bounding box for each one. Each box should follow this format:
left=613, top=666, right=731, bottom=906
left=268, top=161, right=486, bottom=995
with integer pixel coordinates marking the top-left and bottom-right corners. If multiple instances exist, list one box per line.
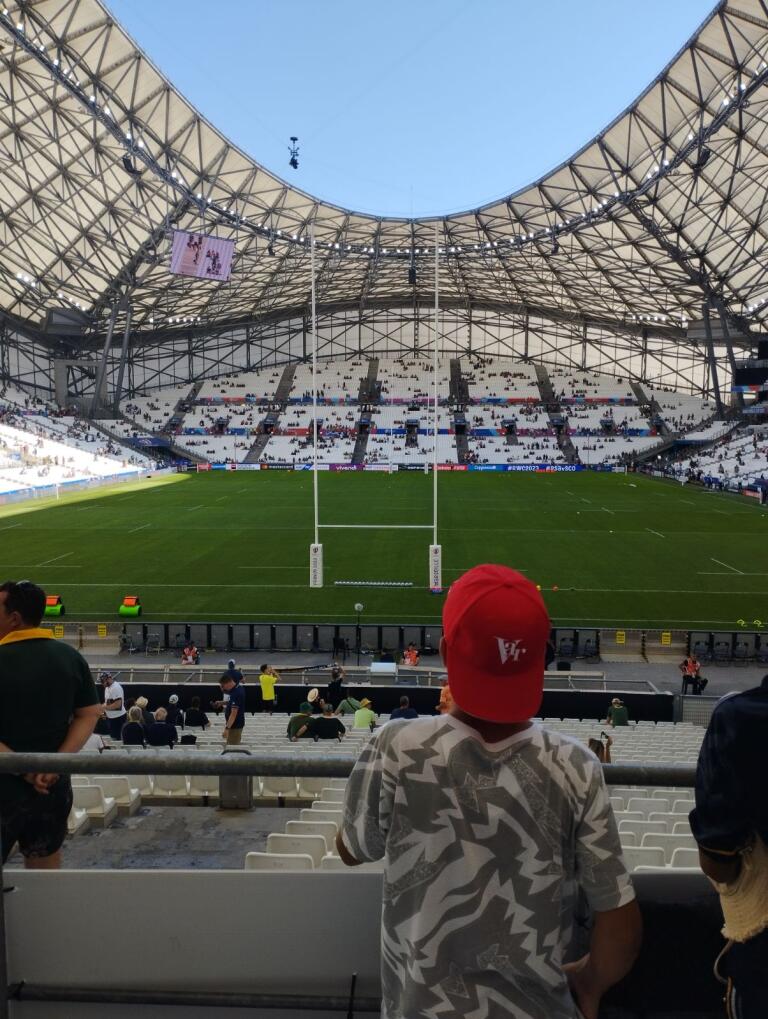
left=86, top=646, right=767, bottom=699
left=6, top=804, right=301, bottom=871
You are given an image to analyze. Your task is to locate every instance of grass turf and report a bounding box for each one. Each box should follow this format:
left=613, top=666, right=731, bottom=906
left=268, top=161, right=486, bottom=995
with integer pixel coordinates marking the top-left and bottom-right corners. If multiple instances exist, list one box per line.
left=0, top=470, right=766, bottom=629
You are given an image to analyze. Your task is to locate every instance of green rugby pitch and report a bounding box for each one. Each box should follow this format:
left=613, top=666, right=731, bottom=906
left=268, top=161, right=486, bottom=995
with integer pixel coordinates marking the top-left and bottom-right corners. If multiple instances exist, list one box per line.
left=0, top=470, right=766, bottom=629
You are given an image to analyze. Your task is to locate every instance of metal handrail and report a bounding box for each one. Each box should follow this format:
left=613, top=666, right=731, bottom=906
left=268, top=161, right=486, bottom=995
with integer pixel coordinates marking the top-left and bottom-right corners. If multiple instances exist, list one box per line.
left=0, top=752, right=695, bottom=786
left=0, top=751, right=697, bottom=1018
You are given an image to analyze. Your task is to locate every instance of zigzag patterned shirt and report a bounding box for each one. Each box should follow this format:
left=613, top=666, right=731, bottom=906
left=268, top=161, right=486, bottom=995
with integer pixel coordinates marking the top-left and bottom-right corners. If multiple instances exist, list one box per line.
left=340, top=715, right=634, bottom=1019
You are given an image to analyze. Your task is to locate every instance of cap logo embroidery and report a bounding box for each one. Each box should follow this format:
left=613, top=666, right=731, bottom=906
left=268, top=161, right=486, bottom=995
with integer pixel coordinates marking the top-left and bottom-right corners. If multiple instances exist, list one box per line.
left=496, top=637, right=526, bottom=665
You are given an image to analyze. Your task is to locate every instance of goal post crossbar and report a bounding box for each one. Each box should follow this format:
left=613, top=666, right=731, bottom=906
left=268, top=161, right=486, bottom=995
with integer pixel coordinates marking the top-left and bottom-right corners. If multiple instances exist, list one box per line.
left=318, top=524, right=434, bottom=530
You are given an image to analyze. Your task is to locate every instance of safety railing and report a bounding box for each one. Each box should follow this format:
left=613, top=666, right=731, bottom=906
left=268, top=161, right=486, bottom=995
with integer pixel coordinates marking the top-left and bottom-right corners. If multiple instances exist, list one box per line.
left=0, top=752, right=697, bottom=1017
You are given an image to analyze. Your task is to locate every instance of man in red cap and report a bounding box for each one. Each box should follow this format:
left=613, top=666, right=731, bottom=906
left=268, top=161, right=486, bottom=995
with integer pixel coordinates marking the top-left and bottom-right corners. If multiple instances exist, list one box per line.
left=338, top=564, right=641, bottom=1019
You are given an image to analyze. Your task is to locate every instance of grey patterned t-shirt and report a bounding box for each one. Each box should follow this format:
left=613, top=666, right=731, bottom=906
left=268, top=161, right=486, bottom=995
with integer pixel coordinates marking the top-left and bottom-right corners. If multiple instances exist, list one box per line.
left=340, top=715, right=634, bottom=1019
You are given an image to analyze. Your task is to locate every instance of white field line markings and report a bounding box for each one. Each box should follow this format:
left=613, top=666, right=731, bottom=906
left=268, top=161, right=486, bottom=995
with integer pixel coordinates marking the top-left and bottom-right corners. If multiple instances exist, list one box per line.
left=186, top=505, right=205, bottom=512
left=0, top=564, right=82, bottom=569
left=43, top=585, right=768, bottom=605
left=75, top=506, right=93, bottom=511
left=128, top=523, right=151, bottom=534
left=443, top=567, right=528, bottom=573
left=215, top=496, right=228, bottom=502
left=601, top=507, right=614, bottom=514
left=239, top=565, right=306, bottom=570
left=710, top=557, right=744, bottom=575
left=35, top=551, right=74, bottom=567
left=0, top=523, right=21, bottom=531
left=698, top=572, right=768, bottom=577
left=679, top=499, right=695, bottom=506
left=238, top=488, right=249, bottom=493
left=67, top=611, right=446, bottom=620
left=580, top=498, right=592, bottom=504
left=646, top=528, right=665, bottom=538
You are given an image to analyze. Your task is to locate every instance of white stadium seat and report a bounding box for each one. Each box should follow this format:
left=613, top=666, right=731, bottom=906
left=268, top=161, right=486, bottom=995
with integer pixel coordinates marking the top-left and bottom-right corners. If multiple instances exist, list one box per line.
left=72, top=785, right=118, bottom=827
left=266, top=834, right=328, bottom=869
left=621, top=846, right=666, bottom=871
left=245, top=852, right=315, bottom=872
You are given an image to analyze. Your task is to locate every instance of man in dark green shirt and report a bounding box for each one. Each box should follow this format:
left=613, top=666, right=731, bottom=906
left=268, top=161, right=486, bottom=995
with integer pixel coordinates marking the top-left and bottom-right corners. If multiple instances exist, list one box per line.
left=0, top=580, right=101, bottom=868
left=604, top=698, right=629, bottom=727
left=287, top=701, right=314, bottom=740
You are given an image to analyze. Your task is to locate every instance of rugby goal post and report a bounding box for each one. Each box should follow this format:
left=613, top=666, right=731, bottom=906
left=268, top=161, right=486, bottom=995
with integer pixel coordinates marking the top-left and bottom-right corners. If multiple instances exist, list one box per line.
left=307, top=224, right=443, bottom=592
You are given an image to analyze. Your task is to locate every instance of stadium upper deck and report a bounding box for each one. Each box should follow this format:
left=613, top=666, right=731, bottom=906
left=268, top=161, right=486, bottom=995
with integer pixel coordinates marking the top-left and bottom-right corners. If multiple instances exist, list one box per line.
left=0, top=0, right=767, bottom=362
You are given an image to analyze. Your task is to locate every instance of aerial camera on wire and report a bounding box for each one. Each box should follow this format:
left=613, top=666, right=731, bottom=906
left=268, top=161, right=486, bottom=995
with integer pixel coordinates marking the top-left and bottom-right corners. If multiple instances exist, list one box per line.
left=288, top=137, right=299, bottom=170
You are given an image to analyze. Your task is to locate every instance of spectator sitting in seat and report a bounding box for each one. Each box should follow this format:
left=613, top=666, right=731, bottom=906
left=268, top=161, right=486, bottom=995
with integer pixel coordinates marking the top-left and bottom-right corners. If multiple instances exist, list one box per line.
left=134, top=696, right=154, bottom=728
left=307, top=687, right=322, bottom=714
left=295, top=702, right=347, bottom=742
left=402, top=643, right=420, bottom=667
left=165, top=694, right=183, bottom=728
left=353, top=698, right=376, bottom=730
left=184, top=696, right=209, bottom=730
left=287, top=701, right=314, bottom=740
left=680, top=654, right=701, bottom=681
left=603, top=698, right=629, bottom=727
left=335, top=696, right=363, bottom=716
left=180, top=642, right=199, bottom=665
left=390, top=695, right=419, bottom=720
left=121, top=705, right=146, bottom=747
left=144, top=706, right=178, bottom=748
left=680, top=655, right=708, bottom=694
left=81, top=731, right=106, bottom=753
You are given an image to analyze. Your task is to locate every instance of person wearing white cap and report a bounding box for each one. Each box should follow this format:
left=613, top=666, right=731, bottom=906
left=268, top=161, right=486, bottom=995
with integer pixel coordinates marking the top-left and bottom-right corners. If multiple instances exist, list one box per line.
left=337, top=564, right=641, bottom=1019
left=166, top=694, right=183, bottom=728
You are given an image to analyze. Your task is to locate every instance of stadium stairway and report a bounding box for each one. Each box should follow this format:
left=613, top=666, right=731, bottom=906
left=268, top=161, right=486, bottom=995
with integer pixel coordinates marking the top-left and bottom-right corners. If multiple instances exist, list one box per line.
left=351, top=413, right=371, bottom=464
left=449, top=357, right=469, bottom=405
left=358, top=357, right=379, bottom=403
left=453, top=410, right=471, bottom=463
left=273, top=362, right=297, bottom=405
left=536, top=364, right=579, bottom=464
left=243, top=416, right=278, bottom=463
left=242, top=364, right=297, bottom=463
left=162, top=380, right=204, bottom=436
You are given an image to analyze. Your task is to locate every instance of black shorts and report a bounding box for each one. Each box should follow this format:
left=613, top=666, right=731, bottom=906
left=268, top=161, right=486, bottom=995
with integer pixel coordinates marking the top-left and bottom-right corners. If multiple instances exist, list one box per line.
left=1, top=776, right=73, bottom=863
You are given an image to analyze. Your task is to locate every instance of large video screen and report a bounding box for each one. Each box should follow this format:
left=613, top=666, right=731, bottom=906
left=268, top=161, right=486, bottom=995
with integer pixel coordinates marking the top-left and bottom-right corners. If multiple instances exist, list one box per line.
left=170, top=230, right=235, bottom=281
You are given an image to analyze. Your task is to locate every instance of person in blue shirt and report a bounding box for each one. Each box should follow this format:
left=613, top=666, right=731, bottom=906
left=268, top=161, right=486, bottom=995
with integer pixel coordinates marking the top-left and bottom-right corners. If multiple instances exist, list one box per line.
left=389, top=696, right=419, bottom=720
left=144, top=707, right=178, bottom=749
left=220, top=674, right=246, bottom=745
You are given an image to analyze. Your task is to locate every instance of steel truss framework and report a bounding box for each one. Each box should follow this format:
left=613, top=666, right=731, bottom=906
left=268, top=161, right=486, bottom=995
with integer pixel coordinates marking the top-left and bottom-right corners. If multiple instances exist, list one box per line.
left=1, top=0, right=768, bottom=392
left=0, top=302, right=720, bottom=402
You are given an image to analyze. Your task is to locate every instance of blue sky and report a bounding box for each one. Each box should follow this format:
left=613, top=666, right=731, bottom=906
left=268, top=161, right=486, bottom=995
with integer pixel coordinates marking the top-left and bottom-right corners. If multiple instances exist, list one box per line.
left=106, top=0, right=716, bottom=218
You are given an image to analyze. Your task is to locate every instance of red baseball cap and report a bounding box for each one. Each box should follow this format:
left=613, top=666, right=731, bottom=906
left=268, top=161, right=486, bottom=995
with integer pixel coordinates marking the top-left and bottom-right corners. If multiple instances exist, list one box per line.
left=442, top=564, right=550, bottom=723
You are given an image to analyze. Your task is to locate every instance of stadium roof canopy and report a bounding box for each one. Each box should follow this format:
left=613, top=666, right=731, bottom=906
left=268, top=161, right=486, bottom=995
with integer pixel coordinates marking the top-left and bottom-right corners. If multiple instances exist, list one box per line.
left=1, top=0, right=768, bottom=344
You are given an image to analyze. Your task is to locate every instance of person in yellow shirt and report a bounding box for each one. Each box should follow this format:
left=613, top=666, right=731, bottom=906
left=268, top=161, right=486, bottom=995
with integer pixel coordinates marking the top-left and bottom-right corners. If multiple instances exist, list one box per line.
left=258, top=664, right=280, bottom=714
